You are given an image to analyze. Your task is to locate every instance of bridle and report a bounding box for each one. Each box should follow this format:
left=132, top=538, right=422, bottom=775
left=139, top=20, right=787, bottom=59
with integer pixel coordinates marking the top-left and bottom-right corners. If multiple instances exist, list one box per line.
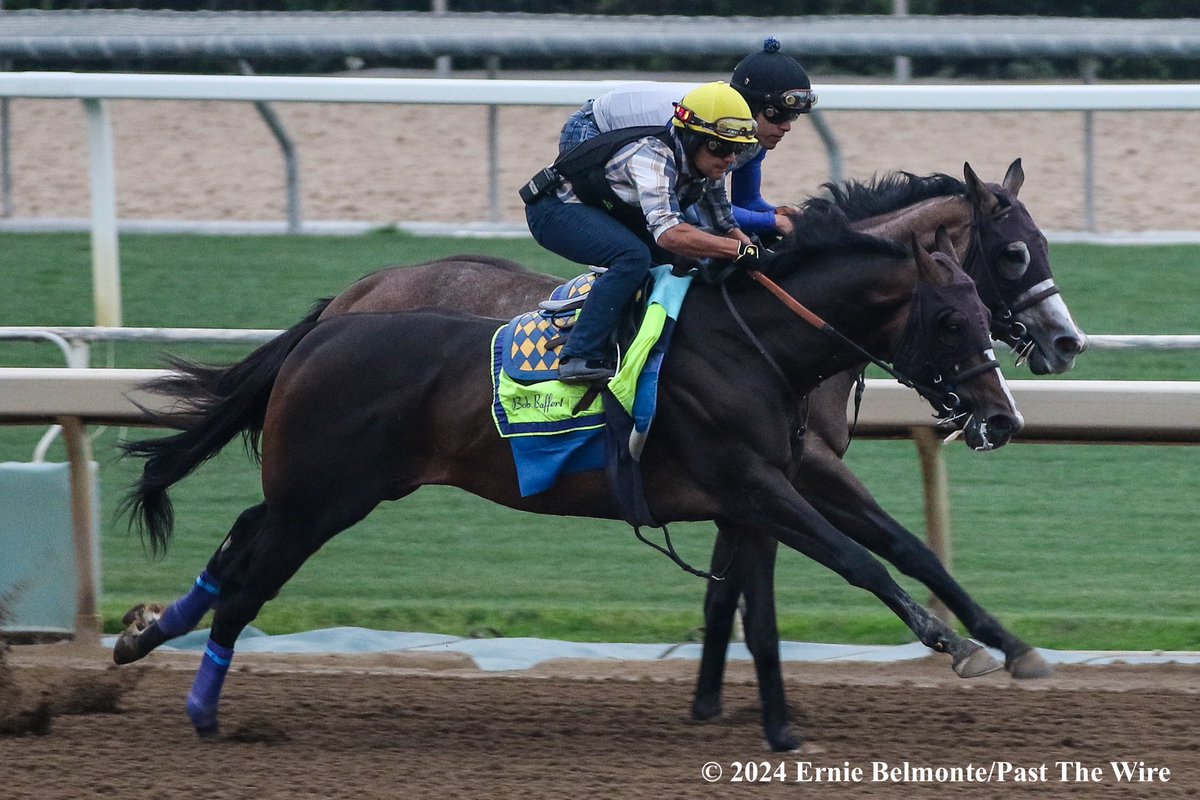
left=962, top=205, right=1062, bottom=351
left=733, top=268, right=999, bottom=420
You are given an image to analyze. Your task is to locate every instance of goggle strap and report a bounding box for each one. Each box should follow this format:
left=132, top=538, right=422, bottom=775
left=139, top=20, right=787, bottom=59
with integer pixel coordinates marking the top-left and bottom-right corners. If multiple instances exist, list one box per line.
left=673, top=103, right=755, bottom=139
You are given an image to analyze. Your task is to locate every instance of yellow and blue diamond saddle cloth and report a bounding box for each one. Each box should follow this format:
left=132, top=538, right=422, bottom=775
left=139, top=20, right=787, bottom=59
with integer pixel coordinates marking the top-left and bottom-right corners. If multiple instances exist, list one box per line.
left=489, top=265, right=693, bottom=497
left=500, top=269, right=597, bottom=380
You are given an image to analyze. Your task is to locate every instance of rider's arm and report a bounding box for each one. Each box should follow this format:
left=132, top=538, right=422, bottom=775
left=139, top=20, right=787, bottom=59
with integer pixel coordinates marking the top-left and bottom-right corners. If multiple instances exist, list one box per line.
left=657, top=222, right=747, bottom=260
left=730, top=148, right=781, bottom=236
left=623, top=140, right=750, bottom=260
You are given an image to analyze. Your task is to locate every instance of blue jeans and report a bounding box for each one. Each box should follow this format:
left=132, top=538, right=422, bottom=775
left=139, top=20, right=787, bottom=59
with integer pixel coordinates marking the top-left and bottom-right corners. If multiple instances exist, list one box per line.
left=526, top=196, right=654, bottom=363
left=559, top=105, right=601, bottom=154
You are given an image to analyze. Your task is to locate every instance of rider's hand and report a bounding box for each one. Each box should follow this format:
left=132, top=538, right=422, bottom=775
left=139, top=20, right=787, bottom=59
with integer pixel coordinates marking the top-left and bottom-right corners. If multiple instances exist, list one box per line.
left=734, top=242, right=767, bottom=269
left=773, top=212, right=795, bottom=237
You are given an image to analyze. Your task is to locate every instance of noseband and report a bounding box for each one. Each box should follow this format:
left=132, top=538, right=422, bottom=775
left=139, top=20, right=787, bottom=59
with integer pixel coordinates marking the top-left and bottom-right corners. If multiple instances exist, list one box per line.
left=738, top=269, right=998, bottom=420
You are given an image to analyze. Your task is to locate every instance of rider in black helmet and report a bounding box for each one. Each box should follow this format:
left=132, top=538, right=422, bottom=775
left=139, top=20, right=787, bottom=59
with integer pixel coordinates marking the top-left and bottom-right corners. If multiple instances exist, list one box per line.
left=727, top=37, right=818, bottom=242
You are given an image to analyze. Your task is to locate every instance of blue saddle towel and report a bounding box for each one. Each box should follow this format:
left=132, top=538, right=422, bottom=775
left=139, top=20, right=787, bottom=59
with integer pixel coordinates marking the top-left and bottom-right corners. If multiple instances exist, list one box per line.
left=490, top=265, right=692, bottom=496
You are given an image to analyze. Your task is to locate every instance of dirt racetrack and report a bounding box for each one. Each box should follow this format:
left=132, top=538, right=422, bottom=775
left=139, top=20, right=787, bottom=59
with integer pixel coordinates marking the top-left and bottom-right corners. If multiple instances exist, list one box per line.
left=2, top=643, right=1198, bottom=799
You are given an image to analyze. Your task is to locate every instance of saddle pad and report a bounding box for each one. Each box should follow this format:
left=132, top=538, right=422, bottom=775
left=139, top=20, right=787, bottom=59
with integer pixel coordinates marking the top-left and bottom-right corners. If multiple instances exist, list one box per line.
left=491, top=326, right=605, bottom=437
left=500, top=311, right=572, bottom=382
left=491, top=326, right=605, bottom=496
left=488, top=266, right=693, bottom=497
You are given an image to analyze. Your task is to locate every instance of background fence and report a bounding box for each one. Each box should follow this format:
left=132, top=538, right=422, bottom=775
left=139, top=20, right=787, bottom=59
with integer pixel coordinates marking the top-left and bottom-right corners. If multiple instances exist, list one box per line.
left=3, top=72, right=1200, bottom=326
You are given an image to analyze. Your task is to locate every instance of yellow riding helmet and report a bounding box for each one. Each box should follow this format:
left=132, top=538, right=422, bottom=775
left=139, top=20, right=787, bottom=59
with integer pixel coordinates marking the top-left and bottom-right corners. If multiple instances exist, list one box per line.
left=671, top=81, right=758, bottom=144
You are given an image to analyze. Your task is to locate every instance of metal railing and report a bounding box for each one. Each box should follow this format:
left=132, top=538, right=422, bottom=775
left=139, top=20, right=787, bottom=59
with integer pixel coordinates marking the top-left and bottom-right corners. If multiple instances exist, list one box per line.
left=3, top=72, right=1200, bottom=325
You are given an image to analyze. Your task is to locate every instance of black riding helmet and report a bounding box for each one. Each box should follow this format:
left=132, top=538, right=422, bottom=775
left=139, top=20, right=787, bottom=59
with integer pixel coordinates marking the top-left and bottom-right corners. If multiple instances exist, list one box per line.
left=731, top=37, right=816, bottom=118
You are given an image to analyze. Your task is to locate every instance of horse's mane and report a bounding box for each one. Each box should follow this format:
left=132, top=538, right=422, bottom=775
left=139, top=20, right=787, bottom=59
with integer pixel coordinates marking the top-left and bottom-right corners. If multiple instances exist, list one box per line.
left=811, top=171, right=967, bottom=224
left=768, top=197, right=907, bottom=276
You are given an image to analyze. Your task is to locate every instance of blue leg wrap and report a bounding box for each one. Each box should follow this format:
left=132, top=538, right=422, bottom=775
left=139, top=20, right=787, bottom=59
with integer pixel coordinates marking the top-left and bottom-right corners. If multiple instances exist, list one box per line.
left=158, top=571, right=220, bottom=637
left=187, top=639, right=233, bottom=735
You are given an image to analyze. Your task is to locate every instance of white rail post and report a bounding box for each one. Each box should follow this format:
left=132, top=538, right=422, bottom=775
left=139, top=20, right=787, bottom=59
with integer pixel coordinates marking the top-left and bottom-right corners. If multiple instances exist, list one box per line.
left=487, top=55, right=501, bottom=223
left=1080, top=57, right=1100, bottom=233
left=82, top=98, right=122, bottom=327
left=59, top=415, right=101, bottom=644
left=893, top=0, right=911, bottom=83
left=911, top=426, right=954, bottom=625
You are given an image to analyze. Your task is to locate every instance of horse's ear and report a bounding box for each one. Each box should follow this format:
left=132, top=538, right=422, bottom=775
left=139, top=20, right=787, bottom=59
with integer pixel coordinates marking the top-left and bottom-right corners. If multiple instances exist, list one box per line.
left=934, top=225, right=958, bottom=262
left=1003, top=158, right=1025, bottom=196
left=912, top=233, right=954, bottom=286
left=963, top=162, right=1001, bottom=215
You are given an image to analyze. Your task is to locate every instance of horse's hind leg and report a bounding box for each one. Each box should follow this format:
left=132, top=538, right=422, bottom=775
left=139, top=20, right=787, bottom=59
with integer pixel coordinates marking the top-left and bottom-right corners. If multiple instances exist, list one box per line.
left=113, top=503, right=267, bottom=665
left=183, top=500, right=374, bottom=736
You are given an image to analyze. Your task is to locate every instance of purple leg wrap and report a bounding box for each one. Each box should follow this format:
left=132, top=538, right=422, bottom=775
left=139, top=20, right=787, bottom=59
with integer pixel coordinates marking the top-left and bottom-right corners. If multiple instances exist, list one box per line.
left=187, top=639, right=233, bottom=735
left=158, top=571, right=220, bottom=637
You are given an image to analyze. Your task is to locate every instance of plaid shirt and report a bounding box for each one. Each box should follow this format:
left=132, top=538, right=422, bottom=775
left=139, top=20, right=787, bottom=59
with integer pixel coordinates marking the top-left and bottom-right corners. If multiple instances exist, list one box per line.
left=555, top=131, right=738, bottom=242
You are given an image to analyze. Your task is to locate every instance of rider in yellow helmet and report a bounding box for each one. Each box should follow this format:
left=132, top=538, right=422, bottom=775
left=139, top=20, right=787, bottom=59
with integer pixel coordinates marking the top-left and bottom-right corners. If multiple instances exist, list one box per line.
left=522, top=81, right=766, bottom=384
left=558, top=39, right=816, bottom=243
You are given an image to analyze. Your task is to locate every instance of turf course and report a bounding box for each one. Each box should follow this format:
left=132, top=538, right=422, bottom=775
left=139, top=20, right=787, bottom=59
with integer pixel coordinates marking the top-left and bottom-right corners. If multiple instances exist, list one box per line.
left=1, top=232, right=1197, bottom=649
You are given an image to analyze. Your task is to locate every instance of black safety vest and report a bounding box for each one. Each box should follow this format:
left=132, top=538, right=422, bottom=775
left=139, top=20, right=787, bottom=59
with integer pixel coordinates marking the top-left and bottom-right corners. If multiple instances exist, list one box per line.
left=552, top=124, right=679, bottom=244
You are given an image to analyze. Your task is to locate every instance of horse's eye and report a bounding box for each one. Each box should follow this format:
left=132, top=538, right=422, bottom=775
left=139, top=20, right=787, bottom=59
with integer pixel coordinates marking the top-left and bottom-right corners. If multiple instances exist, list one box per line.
left=937, top=311, right=967, bottom=345
left=998, top=241, right=1030, bottom=280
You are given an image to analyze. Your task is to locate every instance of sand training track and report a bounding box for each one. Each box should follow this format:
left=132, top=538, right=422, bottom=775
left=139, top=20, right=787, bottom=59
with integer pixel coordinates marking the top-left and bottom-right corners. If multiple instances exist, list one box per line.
left=5, top=95, right=1200, bottom=233
left=2, top=644, right=1198, bottom=798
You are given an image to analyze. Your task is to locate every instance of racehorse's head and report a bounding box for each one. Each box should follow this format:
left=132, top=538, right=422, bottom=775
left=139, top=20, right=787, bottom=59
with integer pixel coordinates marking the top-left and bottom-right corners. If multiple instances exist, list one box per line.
left=893, top=231, right=1023, bottom=451
left=963, top=159, right=1087, bottom=375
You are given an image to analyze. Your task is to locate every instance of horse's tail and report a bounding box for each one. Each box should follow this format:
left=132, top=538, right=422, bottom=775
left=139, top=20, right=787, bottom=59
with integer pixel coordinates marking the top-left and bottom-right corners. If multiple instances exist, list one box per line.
left=120, top=298, right=332, bottom=554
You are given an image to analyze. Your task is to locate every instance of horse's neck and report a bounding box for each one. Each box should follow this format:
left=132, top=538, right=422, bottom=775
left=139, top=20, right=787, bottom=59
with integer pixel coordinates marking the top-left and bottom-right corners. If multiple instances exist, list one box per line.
left=752, top=256, right=916, bottom=393
left=852, top=196, right=973, bottom=254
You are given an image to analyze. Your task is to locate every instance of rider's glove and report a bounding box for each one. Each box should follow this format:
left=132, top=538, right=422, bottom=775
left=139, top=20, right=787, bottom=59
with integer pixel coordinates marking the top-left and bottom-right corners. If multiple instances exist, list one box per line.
left=733, top=242, right=766, bottom=269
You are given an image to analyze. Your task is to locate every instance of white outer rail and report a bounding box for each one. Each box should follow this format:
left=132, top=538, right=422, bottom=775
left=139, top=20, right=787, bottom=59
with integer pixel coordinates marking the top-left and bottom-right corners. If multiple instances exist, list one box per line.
left=2, top=72, right=1199, bottom=325
left=3, top=73, right=1200, bottom=110
left=8, top=369, right=1197, bottom=441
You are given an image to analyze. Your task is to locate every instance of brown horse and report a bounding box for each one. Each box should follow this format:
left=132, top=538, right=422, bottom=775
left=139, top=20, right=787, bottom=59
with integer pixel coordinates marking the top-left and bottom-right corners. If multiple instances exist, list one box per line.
left=118, top=216, right=1020, bottom=749
left=332, top=162, right=1084, bottom=692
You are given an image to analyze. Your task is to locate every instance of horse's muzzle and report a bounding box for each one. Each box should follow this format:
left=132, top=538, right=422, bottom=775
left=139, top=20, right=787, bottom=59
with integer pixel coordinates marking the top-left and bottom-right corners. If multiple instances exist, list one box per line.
left=964, top=411, right=1023, bottom=452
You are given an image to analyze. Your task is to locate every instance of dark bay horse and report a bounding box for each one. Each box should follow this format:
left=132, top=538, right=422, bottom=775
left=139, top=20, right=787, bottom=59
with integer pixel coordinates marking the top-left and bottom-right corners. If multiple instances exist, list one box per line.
left=322, top=161, right=1084, bottom=691
left=311, top=163, right=1087, bottom=699
left=119, top=221, right=1020, bottom=750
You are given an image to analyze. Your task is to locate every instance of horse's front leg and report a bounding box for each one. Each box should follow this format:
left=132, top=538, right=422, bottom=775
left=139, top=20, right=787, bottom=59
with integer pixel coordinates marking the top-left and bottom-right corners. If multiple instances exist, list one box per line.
left=692, top=525, right=790, bottom=751
left=692, top=525, right=742, bottom=722
left=796, top=450, right=1052, bottom=679
left=745, top=470, right=1003, bottom=681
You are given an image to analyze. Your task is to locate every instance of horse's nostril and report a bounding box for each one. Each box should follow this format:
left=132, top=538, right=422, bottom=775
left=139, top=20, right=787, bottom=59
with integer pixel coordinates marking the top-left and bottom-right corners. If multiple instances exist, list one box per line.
left=1056, top=334, right=1086, bottom=356
left=988, top=414, right=1023, bottom=436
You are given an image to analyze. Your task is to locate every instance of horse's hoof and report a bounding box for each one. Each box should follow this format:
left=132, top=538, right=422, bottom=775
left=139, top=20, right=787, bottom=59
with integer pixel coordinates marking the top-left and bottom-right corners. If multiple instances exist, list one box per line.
left=691, top=697, right=723, bottom=722
left=1006, top=648, right=1054, bottom=679
left=112, top=632, right=146, bottom=665
left=767, top=725, right=802, bottom=753
left=121, top=602, right=164, bottom=629
left=187, top=696, right=219, bottom=738
left=952, top=647, right=1003, bottom=678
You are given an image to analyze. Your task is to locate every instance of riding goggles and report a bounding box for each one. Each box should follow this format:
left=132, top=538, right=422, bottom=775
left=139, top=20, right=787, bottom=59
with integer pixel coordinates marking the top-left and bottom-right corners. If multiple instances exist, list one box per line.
left=673, top=103, right=758, bottom=140
left=762, top=88, right=818, bottom=122
left=705, top=138, right=750, bottom=158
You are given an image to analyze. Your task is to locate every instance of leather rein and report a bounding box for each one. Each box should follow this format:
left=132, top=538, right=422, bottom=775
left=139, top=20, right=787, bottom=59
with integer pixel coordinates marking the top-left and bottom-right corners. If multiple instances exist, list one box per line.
left=736, top=268, right=991, bottom=413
